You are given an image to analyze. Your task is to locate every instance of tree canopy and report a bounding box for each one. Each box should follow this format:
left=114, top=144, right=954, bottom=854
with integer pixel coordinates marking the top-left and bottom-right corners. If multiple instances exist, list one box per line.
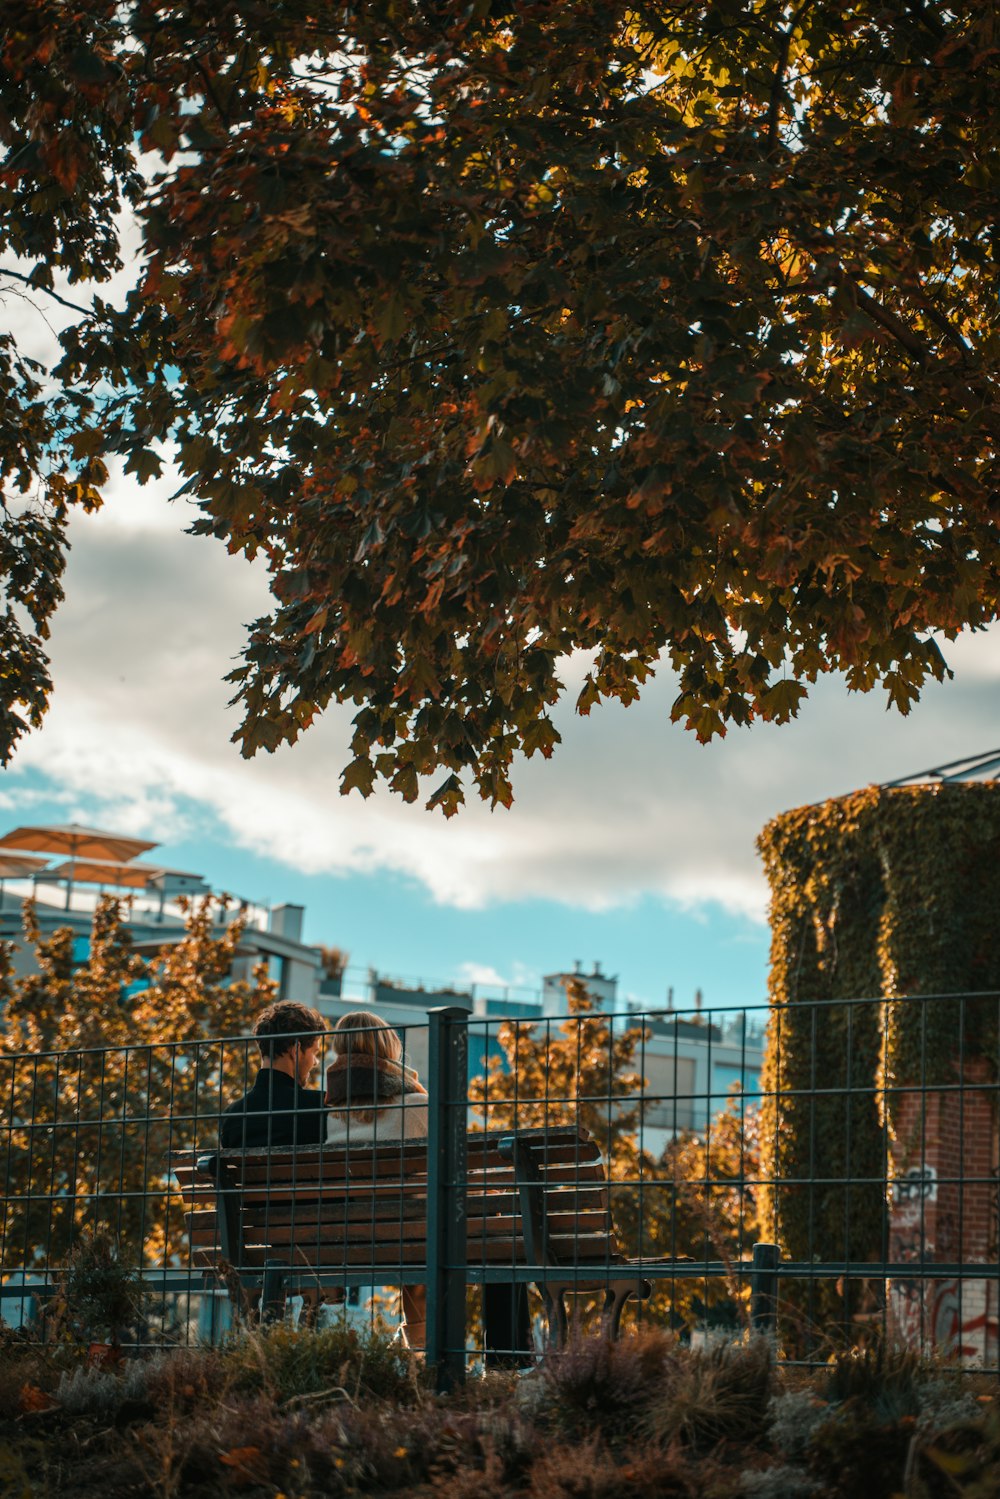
left=3, top=1, right=999, bottom=808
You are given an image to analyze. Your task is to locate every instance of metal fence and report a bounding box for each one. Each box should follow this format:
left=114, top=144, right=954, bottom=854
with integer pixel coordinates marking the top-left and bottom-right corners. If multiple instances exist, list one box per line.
left=2, top=993, right=999, bottom=1386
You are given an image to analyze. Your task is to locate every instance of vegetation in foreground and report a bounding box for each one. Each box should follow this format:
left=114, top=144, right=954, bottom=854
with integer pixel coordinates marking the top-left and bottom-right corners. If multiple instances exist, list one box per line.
left=1, top=1322, right=998, bottom=1499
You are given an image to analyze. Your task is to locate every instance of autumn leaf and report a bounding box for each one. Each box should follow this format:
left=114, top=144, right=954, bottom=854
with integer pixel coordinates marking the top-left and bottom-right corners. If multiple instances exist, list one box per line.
left=426, top=772, right=464, bottom=817
left=18, top=1383, right=55, bottom=1414
left=340, top=755, right=376, bottom=798
left=757, top=678, right=808, bottom=723
left=377, top=292, right=407, bottom=345
left=219, top=1446, right=268, bottom=1486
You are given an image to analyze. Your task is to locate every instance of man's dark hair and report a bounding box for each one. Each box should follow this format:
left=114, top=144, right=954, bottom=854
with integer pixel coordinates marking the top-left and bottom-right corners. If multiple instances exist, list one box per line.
left=254, top=1000, right=326, bottom=1060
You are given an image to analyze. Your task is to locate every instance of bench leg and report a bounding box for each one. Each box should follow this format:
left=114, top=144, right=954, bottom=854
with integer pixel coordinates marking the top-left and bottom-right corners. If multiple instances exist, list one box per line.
left=539, top=1278, right=653, bottom=1347
left=541, top=1285, right=569, bottom=1349
left=260, top=1261, right=288, bottom=1324
left=602, top=1278, right=652, bottom=1339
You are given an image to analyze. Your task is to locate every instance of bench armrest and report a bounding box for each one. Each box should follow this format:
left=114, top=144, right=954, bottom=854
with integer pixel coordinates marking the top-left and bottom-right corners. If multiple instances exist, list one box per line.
left=497, top=1136, right=556, bottom=1268
left=194, top=1153, right=244, bottom=1267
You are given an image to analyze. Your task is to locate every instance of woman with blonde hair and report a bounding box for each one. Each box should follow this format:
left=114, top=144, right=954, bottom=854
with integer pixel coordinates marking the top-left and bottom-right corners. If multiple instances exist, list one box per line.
left=325, top=1011, right=428, bottom=1348
left=325, top=1010, right=427, bottom=1139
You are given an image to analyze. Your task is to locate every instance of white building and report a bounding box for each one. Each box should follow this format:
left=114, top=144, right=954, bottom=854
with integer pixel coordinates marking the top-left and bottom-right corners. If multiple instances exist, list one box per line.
left=0, top=835, right=323, bottom=1011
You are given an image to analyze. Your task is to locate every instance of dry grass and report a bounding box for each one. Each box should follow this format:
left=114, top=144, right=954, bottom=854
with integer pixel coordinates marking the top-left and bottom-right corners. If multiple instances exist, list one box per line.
left=1, top=1326, right=998, bottom=1498
left=644, top=1336, right=775, bottom=1452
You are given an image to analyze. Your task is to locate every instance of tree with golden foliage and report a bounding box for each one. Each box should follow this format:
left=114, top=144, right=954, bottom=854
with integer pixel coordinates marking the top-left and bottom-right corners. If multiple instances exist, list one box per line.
left=4, top=4, right=1000, bottom=804
left=0, top=896, right=275, bottom=1273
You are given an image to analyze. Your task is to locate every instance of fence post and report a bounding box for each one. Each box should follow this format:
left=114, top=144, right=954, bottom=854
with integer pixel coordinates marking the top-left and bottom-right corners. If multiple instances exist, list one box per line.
left=426, top=1006, right=468, bottom=1391
left=750, top=1242, right=779, bottom=1337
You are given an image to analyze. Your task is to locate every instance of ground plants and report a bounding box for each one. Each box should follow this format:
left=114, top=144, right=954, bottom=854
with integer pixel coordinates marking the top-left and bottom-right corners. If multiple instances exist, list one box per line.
left=221, top=1319, right=417, bottom=1406
left=645, top=1335, right=775, bottom=1454
left=1, top=1325, right=999, bottom=1497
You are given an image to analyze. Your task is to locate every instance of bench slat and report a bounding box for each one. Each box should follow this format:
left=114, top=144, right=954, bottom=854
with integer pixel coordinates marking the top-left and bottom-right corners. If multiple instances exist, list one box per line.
left=241, top=1186, right=609, bottom=1225
left=173, top=1172, right=609, bottom=1213
left=216, top=1144, right=603, bottom=1188
left=185, top=1185, right=609, bottom=1236
left=189, top=1232, right=621, bottom=1267
left=188, top=1208, right=612, bottom=1250
left=230, top=1163, right=605, bottom=1202
left=170, top=1132, right=601, bottom=1183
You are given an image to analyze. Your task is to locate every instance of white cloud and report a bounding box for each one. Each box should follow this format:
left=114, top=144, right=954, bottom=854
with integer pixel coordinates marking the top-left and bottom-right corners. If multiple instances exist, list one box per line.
left=454, top=960, right=542, bottom=991
left=5, top=474, right=999, bottom=923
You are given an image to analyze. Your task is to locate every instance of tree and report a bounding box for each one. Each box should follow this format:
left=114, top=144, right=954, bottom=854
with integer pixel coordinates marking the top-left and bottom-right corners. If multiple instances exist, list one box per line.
left=0, top=896, right=275, bottom=1271
left=3, top=2, right=1000, bottom=805
left=469, top=980, right=760, bottom=1326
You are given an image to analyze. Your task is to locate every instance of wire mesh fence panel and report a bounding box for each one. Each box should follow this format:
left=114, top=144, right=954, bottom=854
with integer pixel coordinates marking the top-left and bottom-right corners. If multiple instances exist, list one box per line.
left=2, top=994, right=999, bottom=1375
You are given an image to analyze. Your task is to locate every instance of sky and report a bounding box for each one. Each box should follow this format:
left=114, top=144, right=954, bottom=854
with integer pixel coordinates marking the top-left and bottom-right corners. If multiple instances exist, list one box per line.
left=3, top=239, right=999, bottom=1018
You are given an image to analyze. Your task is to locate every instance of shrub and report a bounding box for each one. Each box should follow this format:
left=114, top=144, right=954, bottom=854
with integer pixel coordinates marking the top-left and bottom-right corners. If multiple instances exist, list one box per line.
left=915, top=1374, right=982, bottom=1434
left=55, top=1231, right=146, bottom=1345
left=222, top=1320, right=416, bottom=1404
left=536, top=1326, right=676, bottom=1444
left=142, top=1343, right=231, bottom=1414
left=0, top=1327, right=57, bottom=1420
left=56, top=1360, right=149, bottom=1418
left=740, top=1465, right=821, bottom=1498
left=526, top=1434, right=697, bottom=1499
left=767, top=1389, right=830, bottom=1462
left=821, top=1342, right=922, bottom=1424
left=645, top=1337, right=775, bottom=1453
left=806, top=1406, right=913, bottom=1499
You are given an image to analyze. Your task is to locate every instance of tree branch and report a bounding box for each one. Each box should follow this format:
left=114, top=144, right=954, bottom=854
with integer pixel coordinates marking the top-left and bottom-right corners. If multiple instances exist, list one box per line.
left=0, top=266, right=91, bottom=318
left=914, top=288, right=974, bottom=358
left=841, top=274, right=931, bottom=360
left=767, top=3, right=810, bottom=148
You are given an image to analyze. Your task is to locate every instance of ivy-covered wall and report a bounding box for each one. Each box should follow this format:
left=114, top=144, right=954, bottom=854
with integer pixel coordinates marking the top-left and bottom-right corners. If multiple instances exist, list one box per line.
left=757, top=783, right=1000, bottom=1298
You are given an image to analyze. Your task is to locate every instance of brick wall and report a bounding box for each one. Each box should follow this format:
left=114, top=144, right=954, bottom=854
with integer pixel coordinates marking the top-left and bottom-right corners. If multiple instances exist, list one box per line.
left=888, top=1059, right=998, bottom=1362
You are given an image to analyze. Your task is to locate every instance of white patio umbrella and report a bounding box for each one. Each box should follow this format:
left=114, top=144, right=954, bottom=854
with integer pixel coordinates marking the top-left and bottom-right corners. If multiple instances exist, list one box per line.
left=0, top=853, right=50, bottom=901
left=0, top=824, right=158, bottom=909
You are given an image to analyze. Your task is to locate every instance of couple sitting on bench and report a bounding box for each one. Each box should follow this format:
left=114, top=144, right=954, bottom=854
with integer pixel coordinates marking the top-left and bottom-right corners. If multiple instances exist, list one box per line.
left=219, top=998, right=532, bottom=1366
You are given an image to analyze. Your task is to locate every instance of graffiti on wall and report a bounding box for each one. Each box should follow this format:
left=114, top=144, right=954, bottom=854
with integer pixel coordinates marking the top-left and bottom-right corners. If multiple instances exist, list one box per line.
left=888, top=1161, right=998, bottom=1362
left=892, top=1164, right=938, bottom=1206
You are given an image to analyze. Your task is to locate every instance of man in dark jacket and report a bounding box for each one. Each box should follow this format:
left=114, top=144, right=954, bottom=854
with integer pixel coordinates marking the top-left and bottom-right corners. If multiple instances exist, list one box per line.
left=220, top=999, right=328, bottom=1148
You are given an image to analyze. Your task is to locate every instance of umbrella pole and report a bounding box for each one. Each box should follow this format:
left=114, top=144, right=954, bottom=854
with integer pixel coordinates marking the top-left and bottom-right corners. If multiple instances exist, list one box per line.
left=65, top=854, right=75, bottom=910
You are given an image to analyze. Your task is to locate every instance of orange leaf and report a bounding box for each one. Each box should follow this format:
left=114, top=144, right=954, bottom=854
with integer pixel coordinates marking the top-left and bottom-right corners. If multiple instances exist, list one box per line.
left=19, top=1382, right=55, bottom=1413
left=219, top=1445, right=267, bottom=1486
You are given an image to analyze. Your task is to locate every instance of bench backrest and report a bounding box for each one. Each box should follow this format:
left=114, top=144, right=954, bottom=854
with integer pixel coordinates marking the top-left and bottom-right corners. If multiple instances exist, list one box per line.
left=171, top=1125, right=622, bottom=1279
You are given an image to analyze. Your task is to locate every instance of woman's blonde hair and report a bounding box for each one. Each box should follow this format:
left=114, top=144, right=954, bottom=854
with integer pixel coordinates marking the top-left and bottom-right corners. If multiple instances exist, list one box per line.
left=331, top=1010, right=403, bottom=1064
left=327, top=1011, right=410, bottom=1123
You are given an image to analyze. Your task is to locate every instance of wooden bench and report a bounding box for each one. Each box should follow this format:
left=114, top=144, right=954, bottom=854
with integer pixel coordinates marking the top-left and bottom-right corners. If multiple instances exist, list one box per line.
left=171, top=1125, right=654, bottom=1346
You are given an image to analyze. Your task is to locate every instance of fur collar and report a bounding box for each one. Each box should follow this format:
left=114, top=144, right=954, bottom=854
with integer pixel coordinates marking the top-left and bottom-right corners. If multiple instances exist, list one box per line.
left=324, top=1054, right=407, bottom=1108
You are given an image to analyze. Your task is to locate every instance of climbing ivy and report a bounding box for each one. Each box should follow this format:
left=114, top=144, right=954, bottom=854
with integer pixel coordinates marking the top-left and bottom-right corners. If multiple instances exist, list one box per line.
left=756, top=782, right=1000, bottom=1336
